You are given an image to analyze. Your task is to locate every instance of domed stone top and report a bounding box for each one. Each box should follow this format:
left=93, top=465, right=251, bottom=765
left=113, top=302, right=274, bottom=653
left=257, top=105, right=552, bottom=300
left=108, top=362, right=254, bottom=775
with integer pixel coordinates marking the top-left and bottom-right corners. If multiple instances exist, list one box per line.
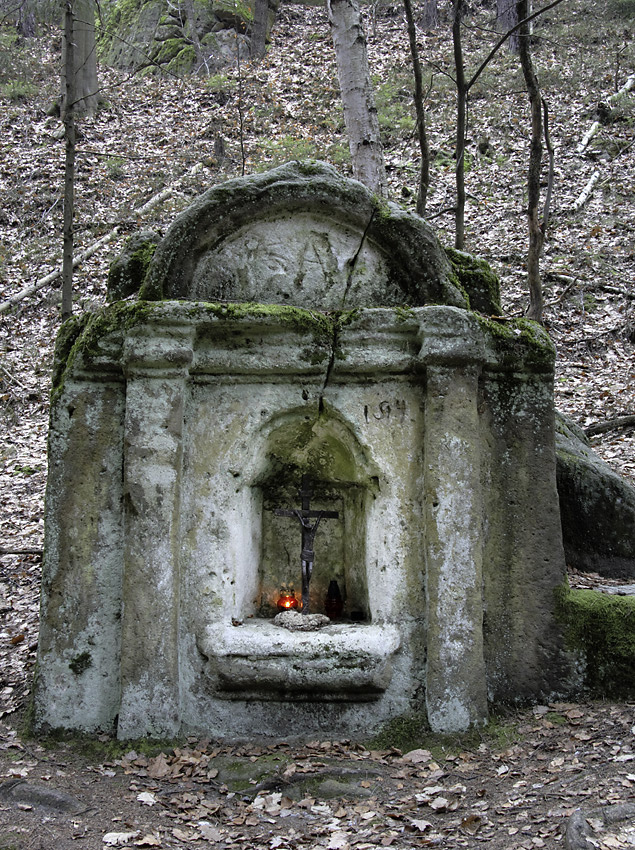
left=140, top=161, right=467, bottom=310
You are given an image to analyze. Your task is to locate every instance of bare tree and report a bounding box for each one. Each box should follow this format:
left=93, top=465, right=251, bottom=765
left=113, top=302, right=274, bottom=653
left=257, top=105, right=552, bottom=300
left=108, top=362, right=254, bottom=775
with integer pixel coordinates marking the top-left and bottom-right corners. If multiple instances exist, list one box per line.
left=421, top=0, right=439, bottom=31
left=182, top=0, right=207, bottom=73
left=16, top=0, right=36, bottom=37
left=517, top=0, right=546, bottom=321
left=452, top=0, right=467, bottom=248
left=327, top=0, right=387, bottom=196
left=449, top=0, right=564, bottom=249
left=250, top=0, right=269, bottom=59
left=62, top=0, right=76, bottom=320
left=403, top=0, right=430, bottom=214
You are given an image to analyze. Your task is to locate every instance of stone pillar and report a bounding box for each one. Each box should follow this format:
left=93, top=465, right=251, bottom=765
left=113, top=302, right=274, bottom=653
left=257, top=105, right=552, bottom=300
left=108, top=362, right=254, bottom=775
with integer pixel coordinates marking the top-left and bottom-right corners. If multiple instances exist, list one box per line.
left=423, top=364, right=489, bottom=732
left=118, top=324, right=193, bottom=739
left=35, top=375, right=125, bottom=732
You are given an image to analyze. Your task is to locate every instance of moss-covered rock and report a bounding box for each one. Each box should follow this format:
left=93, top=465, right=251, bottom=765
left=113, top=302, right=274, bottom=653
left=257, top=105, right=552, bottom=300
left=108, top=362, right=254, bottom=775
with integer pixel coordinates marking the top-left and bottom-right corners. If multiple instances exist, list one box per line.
left=556, top=584, right=635, bottom=698
left=107, top=230, right=160, bottom=302
left=445, top=247, right=502, bottom=316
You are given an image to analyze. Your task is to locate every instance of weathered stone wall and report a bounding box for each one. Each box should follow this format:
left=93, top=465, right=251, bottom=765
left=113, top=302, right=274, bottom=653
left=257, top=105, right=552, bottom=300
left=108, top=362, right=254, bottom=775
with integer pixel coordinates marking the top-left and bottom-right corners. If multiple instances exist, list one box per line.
left=35, top=301, right=570, bottom=739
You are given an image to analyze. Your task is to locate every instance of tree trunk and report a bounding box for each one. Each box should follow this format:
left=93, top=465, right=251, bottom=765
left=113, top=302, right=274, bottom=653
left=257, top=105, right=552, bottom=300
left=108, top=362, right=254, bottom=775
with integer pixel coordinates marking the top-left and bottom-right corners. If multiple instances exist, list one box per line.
left=421, top=0, right=438, bottom=31
left=497, top=0, right=519, bottom=52
left=452, top=0, right=467, bottom=249
left=327, top=0, right=387, bottom=197
left=251, top=0, right=269, bottom=59
left=17, top=0, right=37, bottom=38
left=403, top=0, right=430, bottom=215
left=61, top=0, right=98, bottom=115
left=62, top=0, right=76, bottom=321
left=517, top=0, right=544, bottom=322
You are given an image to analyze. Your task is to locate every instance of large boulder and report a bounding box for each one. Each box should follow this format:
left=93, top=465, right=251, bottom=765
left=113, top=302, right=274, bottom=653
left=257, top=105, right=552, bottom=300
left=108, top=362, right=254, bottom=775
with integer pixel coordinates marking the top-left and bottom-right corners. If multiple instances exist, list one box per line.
left=556, top=412, right=635, bottom=579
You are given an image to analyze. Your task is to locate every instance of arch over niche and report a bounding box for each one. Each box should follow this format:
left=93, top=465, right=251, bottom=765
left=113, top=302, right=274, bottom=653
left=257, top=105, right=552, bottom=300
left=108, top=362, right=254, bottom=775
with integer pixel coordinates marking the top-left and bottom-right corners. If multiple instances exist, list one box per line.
left=251, top=406, right=381, bottom=620
left=139, top=161, right=467, bottom=310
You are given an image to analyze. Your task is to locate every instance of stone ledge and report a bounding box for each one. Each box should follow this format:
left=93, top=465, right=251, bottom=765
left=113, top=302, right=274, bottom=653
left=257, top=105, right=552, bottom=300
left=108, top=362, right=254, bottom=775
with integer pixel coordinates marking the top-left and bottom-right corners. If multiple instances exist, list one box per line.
left=198, top=621, right=401, bottom=701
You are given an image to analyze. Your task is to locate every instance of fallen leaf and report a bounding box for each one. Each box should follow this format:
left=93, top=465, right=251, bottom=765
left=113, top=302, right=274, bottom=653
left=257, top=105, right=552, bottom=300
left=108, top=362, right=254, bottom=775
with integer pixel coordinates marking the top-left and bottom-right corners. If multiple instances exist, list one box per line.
left=147, top=753, right=170, bottom=779
left=460, top=814, right=482, bottom=834
left=328, top=831, right=350, bottom=849
left=198, top=823, right=223, bottom=842
left=136, top=791, right=157, bottom=806
left=172, top=827, right=198, bottom=841
left=403, top=748, right=432, bottom=764
left=410, top=819, right=433, bottom=832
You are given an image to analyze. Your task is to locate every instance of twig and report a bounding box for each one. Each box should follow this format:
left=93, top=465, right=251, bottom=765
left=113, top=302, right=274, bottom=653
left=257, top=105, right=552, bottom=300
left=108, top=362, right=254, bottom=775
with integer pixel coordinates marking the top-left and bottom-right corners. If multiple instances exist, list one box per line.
left=0, top=364, right=29, bottom=391
left=576, top=73, right=635, bottom=155
left=585, top=415, right=635, bottom=437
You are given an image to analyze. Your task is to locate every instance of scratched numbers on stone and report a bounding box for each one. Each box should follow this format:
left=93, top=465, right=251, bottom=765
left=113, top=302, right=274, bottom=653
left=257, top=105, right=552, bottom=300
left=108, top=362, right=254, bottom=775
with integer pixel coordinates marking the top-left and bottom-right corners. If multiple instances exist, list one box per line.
left=364, top=400, right=406, bottom=423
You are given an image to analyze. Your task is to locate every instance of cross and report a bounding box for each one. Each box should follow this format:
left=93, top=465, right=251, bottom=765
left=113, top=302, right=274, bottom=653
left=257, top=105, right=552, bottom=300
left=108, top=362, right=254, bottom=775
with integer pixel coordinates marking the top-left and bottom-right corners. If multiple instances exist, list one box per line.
left=274, top=475, right=339, bottom=614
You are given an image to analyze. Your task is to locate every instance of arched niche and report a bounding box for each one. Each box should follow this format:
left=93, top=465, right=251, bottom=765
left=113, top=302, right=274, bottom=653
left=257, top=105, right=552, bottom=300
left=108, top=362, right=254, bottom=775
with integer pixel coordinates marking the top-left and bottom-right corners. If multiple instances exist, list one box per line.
left=252, top=408, right=380, bottom=620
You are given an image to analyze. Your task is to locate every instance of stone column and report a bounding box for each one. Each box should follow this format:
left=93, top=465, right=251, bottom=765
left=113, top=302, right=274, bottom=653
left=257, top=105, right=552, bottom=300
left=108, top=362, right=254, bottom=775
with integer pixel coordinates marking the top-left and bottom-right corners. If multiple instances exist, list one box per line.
left=423, top=364, right=489, bottom=732
left=118, top=324, right=193, bottom=739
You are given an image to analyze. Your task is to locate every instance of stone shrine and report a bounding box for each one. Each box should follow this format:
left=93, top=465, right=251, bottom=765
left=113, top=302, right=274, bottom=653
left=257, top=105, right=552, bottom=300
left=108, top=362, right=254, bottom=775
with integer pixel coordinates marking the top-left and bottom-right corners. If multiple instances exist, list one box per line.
left=35, top=162, right=571, bottom=740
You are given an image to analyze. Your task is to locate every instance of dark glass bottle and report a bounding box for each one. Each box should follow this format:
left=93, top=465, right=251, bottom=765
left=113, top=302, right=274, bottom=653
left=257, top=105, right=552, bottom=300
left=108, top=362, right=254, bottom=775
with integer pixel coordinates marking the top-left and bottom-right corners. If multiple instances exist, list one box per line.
left=324, top=579, right=344, bottom=619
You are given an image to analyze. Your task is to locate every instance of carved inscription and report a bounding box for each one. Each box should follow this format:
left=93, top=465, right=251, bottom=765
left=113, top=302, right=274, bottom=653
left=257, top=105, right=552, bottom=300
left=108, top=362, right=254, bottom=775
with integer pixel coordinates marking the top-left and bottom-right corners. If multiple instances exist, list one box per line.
left=364, top=400, right=406, bottom=423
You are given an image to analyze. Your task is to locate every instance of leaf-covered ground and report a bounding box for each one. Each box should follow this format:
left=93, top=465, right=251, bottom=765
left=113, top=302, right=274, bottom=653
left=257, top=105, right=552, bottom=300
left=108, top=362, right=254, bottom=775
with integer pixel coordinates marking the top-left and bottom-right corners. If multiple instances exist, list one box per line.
left=0, top=0, right=634, bottom=846
left=1, top=700, right=635, bottom=849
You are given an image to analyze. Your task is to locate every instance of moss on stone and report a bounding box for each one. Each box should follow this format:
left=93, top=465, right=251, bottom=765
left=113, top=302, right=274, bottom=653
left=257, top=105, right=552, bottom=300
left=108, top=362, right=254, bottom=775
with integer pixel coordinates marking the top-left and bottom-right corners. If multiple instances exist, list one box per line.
left=445, top=247, right=502, bottom=316
left=51, top=313, right=92, bottom=392
left=167, top=45, right=196, bottom=75
left=193, top=301, right=335, bottom=346
left=393, top=305, right=415, bottom=323
left=107, top=231, right=160, bottom=302
left=555, top=584, right=635, bottom=698
left=51, top=302, right=156, bottom=406
left=475, top=314, right=555, bottom=372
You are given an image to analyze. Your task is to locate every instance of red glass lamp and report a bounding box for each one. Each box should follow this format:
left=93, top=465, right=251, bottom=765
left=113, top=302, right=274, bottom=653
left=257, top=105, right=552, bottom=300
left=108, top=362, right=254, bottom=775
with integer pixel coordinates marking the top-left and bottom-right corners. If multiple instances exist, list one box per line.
left=277, top=584, right=299, bottom=611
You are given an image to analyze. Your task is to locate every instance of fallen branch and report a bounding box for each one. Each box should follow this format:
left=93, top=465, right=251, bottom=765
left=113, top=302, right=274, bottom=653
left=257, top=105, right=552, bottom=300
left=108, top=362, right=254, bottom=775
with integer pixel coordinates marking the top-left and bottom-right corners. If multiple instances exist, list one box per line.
left=0, top=164, right=202, bottom=316
left=585, top=415, right=635, bottom=437
left=572, top=169, right=599, bottom=212
left=0, top=548, right=43, bottom=557
left=576, top=121, right=599, bottom=155
left=0, top=230, right=120, bottom=316
left=609, top=72, right=635, bottom=103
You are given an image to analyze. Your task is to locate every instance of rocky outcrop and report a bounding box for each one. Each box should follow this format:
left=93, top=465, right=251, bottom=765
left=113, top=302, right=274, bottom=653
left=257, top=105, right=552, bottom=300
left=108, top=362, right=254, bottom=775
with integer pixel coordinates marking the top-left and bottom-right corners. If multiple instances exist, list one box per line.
left=101, top=0, right=278, bottom=74
left=556, top=412, right=635, bottom=579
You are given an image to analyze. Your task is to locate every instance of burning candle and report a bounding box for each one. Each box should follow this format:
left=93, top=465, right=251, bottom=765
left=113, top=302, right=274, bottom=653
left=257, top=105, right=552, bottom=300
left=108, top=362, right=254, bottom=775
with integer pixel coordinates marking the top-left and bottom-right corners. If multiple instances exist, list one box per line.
left=277, top=584, right=299, bottom=611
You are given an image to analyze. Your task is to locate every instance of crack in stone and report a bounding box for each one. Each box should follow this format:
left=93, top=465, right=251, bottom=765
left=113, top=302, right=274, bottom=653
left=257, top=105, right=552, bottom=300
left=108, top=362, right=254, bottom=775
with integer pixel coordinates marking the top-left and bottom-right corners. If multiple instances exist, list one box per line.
left=341, top=208, right=375, bottom=310
left=318, top=210, right=376, bottom=414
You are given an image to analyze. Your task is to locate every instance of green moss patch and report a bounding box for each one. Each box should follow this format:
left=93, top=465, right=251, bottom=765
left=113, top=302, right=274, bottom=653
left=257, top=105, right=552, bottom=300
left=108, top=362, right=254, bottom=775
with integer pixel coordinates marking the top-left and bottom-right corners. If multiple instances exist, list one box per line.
left=475, top=314, right=555, bottom=372
left=445, top=247, right=502, bottom=316
left=368, top=711, right=519, bottom=757
left=556, top=585, right=635, bottom=698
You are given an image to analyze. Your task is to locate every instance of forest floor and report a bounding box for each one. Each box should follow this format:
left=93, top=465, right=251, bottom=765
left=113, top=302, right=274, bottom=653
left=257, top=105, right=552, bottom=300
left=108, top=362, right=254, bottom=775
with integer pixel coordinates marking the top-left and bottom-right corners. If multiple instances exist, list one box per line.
left=0, top=0, right=634, bottom=846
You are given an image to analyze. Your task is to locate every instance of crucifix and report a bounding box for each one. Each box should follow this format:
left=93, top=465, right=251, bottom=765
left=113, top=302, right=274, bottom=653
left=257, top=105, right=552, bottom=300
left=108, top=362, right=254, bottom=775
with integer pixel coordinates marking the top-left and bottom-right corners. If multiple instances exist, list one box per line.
left=274, top=475, right=339, bottom=614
